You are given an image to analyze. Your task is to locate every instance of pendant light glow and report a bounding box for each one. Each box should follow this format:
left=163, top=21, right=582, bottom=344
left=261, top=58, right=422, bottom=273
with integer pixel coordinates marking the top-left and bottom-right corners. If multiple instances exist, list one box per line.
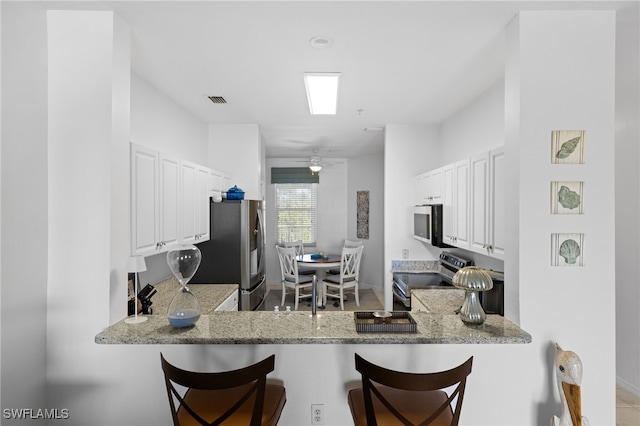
left=303, top=73, right=340, bottom=115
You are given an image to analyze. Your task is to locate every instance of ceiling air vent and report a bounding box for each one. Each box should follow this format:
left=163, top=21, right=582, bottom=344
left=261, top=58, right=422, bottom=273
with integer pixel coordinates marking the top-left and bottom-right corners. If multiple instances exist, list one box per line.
left=207, top=96, right=227, bottom=104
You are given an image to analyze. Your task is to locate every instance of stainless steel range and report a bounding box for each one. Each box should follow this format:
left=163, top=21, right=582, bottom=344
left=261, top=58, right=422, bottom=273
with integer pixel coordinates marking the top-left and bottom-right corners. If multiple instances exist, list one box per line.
left=392, top=252, right=473, bottom=310
left=393, top=252, right=505, bottom=315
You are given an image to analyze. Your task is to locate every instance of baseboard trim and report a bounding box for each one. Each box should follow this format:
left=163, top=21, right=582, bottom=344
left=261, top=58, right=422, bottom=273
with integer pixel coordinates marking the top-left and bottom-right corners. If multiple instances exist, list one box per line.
left=617, top=376, right=640, bottom=397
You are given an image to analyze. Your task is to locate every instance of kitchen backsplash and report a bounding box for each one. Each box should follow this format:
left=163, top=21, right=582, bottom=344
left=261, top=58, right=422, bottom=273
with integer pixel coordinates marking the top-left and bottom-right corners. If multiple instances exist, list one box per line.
left=391, top=259, right=440, bottom=272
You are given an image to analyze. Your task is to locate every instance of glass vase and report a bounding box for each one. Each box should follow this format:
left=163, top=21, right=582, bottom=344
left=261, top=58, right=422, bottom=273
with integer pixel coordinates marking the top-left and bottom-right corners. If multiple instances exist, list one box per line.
left=166, top=244, right=202, bottom=328
left=167, top=286, right=201, bottom=327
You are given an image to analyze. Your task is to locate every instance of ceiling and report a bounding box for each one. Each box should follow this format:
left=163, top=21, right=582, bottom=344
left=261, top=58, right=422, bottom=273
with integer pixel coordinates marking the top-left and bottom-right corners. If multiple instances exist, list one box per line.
left=43, top=1, right=629, bottom=159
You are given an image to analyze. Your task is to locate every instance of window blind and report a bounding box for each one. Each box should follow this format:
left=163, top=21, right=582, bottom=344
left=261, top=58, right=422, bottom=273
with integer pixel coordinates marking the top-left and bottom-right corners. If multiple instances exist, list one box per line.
left=271, top=167, right=319, bottom=184
left=275, top=183, right=318, bottom=244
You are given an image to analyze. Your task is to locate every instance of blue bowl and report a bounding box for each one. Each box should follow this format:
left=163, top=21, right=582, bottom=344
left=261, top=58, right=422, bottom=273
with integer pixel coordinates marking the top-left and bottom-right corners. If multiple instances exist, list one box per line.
left=226, top=191, right=244, bottom=200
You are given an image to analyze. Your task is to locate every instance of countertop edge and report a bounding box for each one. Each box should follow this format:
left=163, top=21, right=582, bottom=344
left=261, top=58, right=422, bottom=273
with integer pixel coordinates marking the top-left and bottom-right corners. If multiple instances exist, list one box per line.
left=95, top=312, right=532, bottom=345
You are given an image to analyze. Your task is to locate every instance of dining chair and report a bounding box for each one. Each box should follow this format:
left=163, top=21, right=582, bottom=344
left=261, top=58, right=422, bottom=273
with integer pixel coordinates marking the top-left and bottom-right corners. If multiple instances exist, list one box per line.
left=348, top=353, right=473, bottom=426
left=160, top=353, right=286, bottom=426
left=277, top=245, right=313, bottom=310
left=283, top=240, right=315, bottom=275
left=328, top=239, right=363, bottom=276
left=322, top=245, right=363, bottom=310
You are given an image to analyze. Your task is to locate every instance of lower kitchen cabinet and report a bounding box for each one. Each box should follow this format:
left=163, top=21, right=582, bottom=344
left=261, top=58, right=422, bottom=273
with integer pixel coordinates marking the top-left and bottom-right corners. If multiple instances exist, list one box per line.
left=214, top=289, right=239, bottom=311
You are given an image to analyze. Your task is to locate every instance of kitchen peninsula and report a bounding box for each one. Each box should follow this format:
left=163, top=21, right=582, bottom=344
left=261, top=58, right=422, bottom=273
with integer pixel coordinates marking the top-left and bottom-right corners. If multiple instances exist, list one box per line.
left=95, top=285, right=531, bottom=345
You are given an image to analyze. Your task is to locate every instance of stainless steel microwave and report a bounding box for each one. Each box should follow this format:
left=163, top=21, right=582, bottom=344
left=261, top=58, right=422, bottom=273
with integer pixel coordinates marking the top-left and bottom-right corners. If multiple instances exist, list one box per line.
left=413, top=204, right=449, bottom=247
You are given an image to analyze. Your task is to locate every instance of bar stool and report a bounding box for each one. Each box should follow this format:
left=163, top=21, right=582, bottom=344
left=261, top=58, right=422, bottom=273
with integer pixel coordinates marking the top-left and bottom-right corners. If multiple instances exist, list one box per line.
left=348, top=353, right=473, bottom=426
left=160, top=353, right=286, bottom=426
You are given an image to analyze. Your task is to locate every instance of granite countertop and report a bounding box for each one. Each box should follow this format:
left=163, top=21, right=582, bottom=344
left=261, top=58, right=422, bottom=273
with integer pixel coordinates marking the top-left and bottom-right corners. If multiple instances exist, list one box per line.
left=97, top=275, right=530, bottom=345
left=150, top=280, right=238, bottom=315
left=411, top=288, right=466, bottom=314
left=95, top=310, right=531, bottom=345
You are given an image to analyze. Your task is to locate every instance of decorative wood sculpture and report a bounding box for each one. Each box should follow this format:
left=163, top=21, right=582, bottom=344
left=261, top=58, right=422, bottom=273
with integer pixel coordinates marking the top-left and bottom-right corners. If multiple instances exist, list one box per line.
left=552, top=343, right=590, bottom=426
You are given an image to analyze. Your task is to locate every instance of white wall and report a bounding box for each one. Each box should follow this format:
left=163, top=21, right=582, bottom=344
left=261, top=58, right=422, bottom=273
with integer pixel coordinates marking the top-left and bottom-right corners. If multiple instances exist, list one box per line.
left=1, top=0, right=49, bottom=412
left=130, top=73, right=208, bottom=164
left=347, top=153, right=385, bottom=291
left=264, top=158, right=348, bottom=286
left=208, top=123, right=262, bottom=200
left=505, top=11, right=617, bottom=424
left=615, top=2, right=640, bottom=396
left=46, top=6, right=130, bottom=382
left=384, top=124, right=441, bottom=311
left=439, top=79, right=506, bottom=166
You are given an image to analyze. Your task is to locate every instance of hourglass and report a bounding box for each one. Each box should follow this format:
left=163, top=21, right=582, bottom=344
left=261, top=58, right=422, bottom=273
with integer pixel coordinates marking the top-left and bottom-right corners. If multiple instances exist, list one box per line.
left=166, top=245, right=202, bottom=327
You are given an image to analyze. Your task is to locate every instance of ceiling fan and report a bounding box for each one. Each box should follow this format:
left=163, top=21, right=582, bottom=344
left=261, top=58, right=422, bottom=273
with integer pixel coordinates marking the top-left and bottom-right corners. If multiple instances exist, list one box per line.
left=291, top=149, right=334, bottom=175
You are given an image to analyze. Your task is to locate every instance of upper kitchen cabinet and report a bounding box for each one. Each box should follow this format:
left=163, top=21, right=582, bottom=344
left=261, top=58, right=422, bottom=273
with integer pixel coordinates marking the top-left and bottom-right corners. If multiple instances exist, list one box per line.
left=469, top=147, right=505, bottom=259
left=415, top=168, right=442, bottom=205
left=209, top=124, right=264, bottom=199
left=210, top=169, right=223, bottom=194
left=131, top=143, right=212, bottom=256
left=442, top=159, right=470, bottom=249
left=130, top=143, right=180, bottom=256
left=179, top=160, right=211, bottom=245
left=467, top=147, right=506, bottom=260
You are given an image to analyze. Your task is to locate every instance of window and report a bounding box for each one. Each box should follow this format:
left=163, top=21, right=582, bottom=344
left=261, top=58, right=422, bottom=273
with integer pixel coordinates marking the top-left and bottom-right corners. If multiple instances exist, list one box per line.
left=275, top=183, right=317, bottom=245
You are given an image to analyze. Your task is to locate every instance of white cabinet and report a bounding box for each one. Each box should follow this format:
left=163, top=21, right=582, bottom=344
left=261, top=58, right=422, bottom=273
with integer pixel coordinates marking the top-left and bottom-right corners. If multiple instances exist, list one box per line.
left=442, top=159, right=470, bottom=249
left=488, top=147, right=505, bottom=259
left=196, top=165, right=211, bottom=242
left=159, top=154, right=180, bottom=250
left=131, top=143, right=212, bottom=256
left=180, top=161, right=211, bottom=245
left=214, top=289, right=239, bottom=312
left=468, top=147, right=505, bottom=259
left=469, top=152, right=490, bottom=254
left=130, top=144, right=180, bottom=256
left=210, top=169, right=223, bottom=194
left=415, top=168, right=442, bottom=205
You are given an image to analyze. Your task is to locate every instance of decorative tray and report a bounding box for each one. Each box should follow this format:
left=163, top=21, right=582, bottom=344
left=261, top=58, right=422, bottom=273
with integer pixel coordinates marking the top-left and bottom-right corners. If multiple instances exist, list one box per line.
left=354, top=311, right=417, bottom=333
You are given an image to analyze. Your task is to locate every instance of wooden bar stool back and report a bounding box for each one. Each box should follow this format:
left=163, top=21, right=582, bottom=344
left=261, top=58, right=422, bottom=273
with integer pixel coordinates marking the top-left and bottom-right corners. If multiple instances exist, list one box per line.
left=160, top=353, right=286, bottom=426
left=348, top=353, right=473, bottom=426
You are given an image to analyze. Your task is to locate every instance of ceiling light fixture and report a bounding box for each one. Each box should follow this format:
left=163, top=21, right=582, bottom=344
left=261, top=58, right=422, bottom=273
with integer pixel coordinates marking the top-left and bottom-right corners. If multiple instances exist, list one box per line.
left=303, top=72, right=340, bottom=115
left=309, top=156, right=322, bottom=175
left=309, top=164, right=322, bottom=175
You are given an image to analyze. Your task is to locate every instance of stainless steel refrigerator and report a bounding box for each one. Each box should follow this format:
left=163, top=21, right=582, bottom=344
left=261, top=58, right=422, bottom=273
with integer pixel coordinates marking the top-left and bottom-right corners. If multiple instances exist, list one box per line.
left=191, top=199, right=266, bottom=310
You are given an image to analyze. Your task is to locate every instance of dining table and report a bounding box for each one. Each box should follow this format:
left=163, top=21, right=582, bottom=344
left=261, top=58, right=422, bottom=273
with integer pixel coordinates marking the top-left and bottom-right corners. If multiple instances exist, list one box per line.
left=297, top=253, right=341, bottom=309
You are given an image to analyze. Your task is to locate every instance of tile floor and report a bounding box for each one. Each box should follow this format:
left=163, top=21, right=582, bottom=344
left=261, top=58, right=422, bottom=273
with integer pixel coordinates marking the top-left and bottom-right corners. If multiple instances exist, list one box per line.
left=617, top=387, right=640, bottom=426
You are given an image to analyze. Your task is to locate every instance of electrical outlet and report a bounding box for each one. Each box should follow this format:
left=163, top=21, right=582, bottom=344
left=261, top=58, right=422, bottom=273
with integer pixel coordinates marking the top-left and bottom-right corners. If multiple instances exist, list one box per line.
left=402, top=248, right=409, bottom=259
left=311, top=404, right=324, bottom=425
